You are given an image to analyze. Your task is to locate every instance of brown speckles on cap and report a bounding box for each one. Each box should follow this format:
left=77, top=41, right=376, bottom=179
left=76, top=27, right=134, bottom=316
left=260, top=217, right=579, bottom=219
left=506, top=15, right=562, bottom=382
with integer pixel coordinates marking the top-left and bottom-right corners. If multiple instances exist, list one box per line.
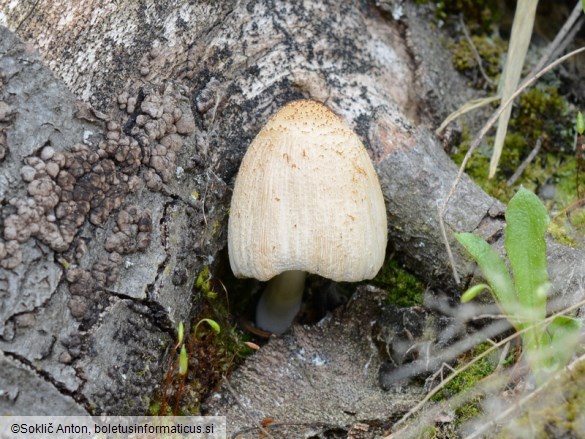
left=228, top=99, right=387, bottom=282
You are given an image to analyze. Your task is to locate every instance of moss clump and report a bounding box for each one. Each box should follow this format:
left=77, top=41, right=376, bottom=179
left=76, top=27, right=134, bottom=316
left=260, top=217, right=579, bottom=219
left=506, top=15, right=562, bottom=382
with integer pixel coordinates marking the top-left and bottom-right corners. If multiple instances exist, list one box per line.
left=549, top=202, right=585, bottom=249
left=453, top=131, right=526, bottom=203
left=452, top=85, right=578, bottom=207
left=418, top=426, right=439, bottom=439
left=511, top=87, right=573, bottom=153
left=450, top=34, right=506, bottom=85
left=195, top=266, right=217, bottom=299
left=416, top=0, right=500, bottom=32
left=211, top=220, right=221, bottom=238
left=371, top=259, right=425, bottom=307
left=567, top=208, right=585, bottom=237
left=549, top=216, right=578, bottom=248
left=434, top=343, right=496, bottom=400
left=431, top=342, right=497, bottom=428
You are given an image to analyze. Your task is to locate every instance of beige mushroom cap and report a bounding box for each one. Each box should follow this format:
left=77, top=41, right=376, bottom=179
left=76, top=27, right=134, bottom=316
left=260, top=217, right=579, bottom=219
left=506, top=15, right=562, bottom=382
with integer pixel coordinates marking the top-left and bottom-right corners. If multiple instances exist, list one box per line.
left=228, top=99, right=387, bottom=282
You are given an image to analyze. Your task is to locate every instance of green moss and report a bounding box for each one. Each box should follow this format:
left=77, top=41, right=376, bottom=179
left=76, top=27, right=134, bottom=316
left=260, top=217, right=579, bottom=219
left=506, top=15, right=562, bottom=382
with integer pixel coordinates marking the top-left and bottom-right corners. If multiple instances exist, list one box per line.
left=455, top=400, right=483, bottom=428
left=431, top=343, right=497, bottom=427
left=195, top=266, right=217, bottom=299
left=371, top=259, right=425, bottom=307
left=569, top=209, right=585, bottom=232
left=434, top=344, right=495, bottom=400
left=549, top=202, right=585, bottom=249
left=452, top=85, right=579, bottom=209
left=419, top=426, right=439, bottom=439
left=148, top=400, right=162, bottom=416
left=416, top=0, right=500, bottom=31
left=442, top=0, right=581, bottom=213
left=552, top=157, right=585, bottom=211
left=452, top=132, right=525, bottom=203
left=511, top=87, right=573, bottom=151
left=450, top=34, right=506, bottom=83
left=211, top=220, right=221, bottom=238
left=549, top=216, right=578, bottom=248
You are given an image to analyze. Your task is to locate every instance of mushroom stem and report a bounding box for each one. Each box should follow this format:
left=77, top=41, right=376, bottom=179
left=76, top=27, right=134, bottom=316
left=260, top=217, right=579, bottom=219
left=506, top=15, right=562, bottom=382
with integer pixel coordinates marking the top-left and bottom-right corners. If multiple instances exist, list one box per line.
left=256, top=270, right=307, bottom=334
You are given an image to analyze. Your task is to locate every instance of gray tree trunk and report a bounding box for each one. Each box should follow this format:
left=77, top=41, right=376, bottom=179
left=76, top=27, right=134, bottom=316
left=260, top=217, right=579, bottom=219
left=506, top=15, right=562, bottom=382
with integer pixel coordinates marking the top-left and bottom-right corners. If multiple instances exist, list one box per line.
left=1, top=0, right=584, bottom=435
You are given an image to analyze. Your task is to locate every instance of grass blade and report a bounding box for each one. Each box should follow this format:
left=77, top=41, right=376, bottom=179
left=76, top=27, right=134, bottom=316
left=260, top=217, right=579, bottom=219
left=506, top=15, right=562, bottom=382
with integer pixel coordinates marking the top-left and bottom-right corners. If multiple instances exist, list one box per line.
left=546, top=316, right=582, bottom=371
left=488, top=0, right=538, bottom=178
left=436, top=95, right=501, bottom=135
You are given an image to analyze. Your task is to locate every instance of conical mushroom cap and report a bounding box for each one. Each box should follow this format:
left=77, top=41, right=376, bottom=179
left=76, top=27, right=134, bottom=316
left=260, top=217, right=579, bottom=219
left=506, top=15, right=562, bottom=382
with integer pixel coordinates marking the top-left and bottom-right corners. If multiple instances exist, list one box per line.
left=228, top=99, right=387, bottom=282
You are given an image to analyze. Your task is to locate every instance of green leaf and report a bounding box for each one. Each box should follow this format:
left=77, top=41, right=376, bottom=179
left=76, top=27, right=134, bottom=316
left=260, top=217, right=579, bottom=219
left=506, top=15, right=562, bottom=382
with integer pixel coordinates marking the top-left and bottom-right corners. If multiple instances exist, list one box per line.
left=194, top=318, right=221, bottom=337
left=546, top=316, right=582, bottom=370
left=204, top=318, right=221, bottom=334
left=178, top=345, right=188, bottom=376
left=527, top=316, right=583, bottom=384
left=455, top=233, right=517, bottom=317
left=461, top=283, right=491, bottom=303
left=582, top=0, right=585, bottom=14
left=505, top=188, right=549, bottom=323
left=577, top=111, right=585, bottom=135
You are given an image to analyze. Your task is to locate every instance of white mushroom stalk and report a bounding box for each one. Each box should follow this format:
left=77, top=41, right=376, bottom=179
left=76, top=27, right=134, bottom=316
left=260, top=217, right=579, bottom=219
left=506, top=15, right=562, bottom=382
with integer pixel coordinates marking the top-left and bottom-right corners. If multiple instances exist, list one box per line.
left=228, top=99, right=387, bottom=334
left=255, top=270, right=307, bottom=335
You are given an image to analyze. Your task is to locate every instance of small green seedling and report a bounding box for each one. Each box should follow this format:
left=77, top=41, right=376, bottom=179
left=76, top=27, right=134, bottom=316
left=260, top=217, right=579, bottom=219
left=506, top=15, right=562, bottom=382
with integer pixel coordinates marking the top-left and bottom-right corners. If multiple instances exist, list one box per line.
left=178, top=345, right=188, bottom=376
left=577, top=111, right=585, bottom=135
left=176, top=321, right=184, bottom=347
left=193, top=318, right=221, bottom=338
left=457, top=187, right=582, bottom=384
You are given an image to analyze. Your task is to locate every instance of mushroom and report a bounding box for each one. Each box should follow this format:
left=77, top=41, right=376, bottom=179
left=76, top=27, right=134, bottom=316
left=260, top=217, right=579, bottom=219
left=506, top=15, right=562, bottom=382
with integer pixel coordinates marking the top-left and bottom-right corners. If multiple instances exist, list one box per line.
left=228, top=99, right=387, bottom=334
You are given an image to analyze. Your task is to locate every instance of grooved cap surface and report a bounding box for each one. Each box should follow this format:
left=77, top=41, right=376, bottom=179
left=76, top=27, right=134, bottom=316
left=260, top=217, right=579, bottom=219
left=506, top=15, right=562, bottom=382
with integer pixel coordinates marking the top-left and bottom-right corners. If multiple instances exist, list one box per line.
left=228, top=99, right=387, bottom=281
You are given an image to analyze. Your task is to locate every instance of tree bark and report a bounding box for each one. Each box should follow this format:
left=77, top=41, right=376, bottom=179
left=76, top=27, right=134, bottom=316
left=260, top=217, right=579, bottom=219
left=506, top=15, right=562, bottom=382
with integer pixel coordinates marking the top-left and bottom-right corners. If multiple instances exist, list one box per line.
left=1, top=0, right=584, bottom=433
